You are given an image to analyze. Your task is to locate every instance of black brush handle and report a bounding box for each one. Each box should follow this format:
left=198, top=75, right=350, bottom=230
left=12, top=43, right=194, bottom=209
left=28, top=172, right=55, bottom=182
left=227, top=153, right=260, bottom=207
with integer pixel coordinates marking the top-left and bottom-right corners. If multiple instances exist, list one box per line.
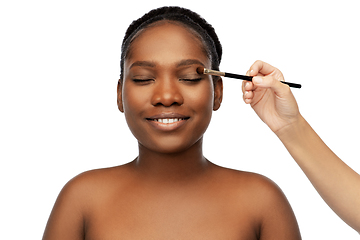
left=280, top=81, right=302, bottom=88
left=225, top=72, right=301, bottom=89
left=224, top=72, right=253, bottom=81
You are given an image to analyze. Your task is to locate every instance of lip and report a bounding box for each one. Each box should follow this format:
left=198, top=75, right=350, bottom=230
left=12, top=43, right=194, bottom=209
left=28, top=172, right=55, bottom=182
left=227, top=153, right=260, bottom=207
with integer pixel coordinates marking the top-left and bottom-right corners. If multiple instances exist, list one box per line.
left=146, top=112, right=190, bottom=132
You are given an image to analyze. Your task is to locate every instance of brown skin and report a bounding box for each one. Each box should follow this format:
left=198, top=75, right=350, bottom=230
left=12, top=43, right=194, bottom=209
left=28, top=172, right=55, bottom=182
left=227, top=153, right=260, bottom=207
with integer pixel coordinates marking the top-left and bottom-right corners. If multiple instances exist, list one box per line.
left=43, top=22, right=301, bottom=240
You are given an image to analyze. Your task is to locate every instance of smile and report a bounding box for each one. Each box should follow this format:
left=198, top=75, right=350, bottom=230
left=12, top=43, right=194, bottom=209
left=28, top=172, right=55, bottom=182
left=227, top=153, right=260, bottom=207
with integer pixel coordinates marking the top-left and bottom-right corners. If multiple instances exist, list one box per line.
left=146, top=114, right=190, bottom=131
left=150, top=118, right=187, bottom=124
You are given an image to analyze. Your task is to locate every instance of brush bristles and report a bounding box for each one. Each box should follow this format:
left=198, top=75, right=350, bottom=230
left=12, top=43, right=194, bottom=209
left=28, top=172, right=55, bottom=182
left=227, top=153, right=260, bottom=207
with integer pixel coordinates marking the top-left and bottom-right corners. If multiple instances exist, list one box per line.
left=202, top=68, right=225, bottom=77
left=196, top=67, right=224, bottom=77
left=196, top=67, right=205, bottom=75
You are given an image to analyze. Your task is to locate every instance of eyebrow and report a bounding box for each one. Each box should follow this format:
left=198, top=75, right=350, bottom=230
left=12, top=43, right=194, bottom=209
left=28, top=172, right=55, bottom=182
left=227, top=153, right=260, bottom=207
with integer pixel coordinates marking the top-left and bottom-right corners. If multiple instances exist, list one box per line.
left=129, top=61, right=156, bottom=69
left=176, top=59, right=205, bottom=68
left=129, top=59, right=205, bottom=70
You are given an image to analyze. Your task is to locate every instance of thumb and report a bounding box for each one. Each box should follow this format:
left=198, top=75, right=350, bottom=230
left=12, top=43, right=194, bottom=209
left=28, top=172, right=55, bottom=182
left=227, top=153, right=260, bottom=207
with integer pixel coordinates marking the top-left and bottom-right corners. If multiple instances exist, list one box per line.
left=252, top=76, right=290, bottom=97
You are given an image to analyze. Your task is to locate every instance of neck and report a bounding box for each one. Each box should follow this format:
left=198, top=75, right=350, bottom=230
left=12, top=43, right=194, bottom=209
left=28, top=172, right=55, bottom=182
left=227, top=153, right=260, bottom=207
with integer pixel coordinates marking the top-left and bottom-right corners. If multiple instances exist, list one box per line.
left=132, top=137, right=210, bottom=183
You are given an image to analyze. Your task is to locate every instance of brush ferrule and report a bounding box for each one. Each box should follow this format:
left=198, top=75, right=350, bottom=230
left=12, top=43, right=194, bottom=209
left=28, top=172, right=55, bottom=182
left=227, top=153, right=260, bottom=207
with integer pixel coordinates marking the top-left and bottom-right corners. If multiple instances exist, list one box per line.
left=203, top=68, right=225, bottom=77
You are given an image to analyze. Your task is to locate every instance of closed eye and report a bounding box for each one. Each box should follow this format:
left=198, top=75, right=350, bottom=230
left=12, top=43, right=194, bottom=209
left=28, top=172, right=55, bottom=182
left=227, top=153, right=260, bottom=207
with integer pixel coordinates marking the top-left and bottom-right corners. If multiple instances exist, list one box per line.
left=180, top=78, right=202, bottom=82
left=132, top=79, right=154, bottom=83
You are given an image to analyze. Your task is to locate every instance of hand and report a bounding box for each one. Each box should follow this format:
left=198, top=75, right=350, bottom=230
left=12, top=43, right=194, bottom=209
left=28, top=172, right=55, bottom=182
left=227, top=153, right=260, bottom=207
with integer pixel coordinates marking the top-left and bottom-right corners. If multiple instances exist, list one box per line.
left=242, top=60, right=300, bottom=134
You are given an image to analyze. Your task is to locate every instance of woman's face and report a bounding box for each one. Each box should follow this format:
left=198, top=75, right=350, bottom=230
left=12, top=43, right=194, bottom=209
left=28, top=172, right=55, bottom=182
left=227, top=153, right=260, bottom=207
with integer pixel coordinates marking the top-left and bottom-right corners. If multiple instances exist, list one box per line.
left=118, top=22, right=222, bottom=154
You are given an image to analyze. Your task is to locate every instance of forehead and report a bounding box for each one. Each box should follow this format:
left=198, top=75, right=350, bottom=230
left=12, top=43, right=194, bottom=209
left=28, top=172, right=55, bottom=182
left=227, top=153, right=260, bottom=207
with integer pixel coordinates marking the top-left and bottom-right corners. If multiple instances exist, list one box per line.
left=125, top=22, right=211, bottom=69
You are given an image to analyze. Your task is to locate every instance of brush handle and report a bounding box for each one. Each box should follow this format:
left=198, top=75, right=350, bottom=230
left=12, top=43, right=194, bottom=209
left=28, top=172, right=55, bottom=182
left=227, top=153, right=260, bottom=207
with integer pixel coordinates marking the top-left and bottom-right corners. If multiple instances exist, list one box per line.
left=224, top=72, right=253, bottom=81
left=224, top=72, right=301, bottom=89
left=280, top=81, right=302, bottom=89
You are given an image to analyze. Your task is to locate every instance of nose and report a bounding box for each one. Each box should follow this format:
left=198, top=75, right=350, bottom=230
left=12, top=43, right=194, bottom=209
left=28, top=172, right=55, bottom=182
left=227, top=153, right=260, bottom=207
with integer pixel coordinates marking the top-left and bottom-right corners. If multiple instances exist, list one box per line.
left=151, top=78, right=184, bottom=107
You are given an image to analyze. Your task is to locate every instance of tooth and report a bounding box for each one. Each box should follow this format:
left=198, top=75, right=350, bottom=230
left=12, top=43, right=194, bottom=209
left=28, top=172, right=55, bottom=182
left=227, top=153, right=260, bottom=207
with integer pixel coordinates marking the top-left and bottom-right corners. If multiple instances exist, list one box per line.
left=153, top=118, right=185, bottom=123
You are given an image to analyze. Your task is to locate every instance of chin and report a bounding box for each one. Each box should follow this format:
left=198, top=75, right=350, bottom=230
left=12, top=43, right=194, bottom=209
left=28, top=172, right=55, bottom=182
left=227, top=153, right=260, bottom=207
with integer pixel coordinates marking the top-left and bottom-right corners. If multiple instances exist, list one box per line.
left=139, top=135, right=203, bottom=155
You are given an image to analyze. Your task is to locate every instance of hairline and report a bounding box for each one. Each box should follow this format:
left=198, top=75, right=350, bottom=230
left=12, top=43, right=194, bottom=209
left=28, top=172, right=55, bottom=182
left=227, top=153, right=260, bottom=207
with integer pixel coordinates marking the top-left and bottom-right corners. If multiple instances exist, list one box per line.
left=124, top=20, right=212, bottom=67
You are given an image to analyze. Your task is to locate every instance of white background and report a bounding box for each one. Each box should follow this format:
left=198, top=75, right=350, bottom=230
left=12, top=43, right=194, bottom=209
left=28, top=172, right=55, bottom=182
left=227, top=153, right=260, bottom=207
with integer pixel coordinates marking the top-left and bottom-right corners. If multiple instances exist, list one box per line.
left=1, top=0, right=359, bottom=239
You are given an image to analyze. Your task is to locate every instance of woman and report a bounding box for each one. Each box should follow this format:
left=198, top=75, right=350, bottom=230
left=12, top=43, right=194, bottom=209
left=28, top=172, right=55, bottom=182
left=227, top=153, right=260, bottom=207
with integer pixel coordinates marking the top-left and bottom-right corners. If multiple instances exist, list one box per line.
left=43, top=6, right=301, bottom=239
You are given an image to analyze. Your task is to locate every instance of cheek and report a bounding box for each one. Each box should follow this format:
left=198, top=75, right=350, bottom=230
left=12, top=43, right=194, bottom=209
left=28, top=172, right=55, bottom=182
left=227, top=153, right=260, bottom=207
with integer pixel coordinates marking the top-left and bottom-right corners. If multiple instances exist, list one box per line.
left=183, top=81, right=214, bottom=127
left=187, top=81, right=214, bottom=110
left=121, top=84, right=150, bottom=135
left=122, top=83, right=148, bottom=115
left=121, top=85, right=151, bottom=143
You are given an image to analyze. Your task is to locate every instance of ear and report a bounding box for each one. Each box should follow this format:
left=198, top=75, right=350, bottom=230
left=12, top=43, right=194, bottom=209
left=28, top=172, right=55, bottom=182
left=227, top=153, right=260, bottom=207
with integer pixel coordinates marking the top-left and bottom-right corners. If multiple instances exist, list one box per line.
left=213, top=78, right=223, bottom=111
left=117, top=79, right=124, bottom=113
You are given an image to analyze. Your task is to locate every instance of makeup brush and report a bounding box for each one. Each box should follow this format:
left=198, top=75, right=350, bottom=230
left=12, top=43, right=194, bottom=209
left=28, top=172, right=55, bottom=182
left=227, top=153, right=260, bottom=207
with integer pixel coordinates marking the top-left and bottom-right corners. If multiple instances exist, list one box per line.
left=196, top=67, right=301, bottom=89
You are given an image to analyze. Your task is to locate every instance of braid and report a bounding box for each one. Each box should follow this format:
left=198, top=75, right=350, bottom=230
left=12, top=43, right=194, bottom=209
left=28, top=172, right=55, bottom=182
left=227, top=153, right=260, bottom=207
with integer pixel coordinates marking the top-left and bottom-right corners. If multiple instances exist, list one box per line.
left=120, top=6, right=222, bottom=81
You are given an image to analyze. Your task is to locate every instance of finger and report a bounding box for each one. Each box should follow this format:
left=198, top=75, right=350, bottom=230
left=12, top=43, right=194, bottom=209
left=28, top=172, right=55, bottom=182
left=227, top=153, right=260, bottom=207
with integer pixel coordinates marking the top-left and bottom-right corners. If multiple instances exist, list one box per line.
left=244, top=70, right=257, bottom=92
left=252, top=75, right=291, bottom=98
left=245, top=81, right=254, bottom=91
left=242, top=78, right=255, bottom=104
left=248, top=60, right=282, bottom=79
left=244, top=98, right=252, bottom=104
left=243, top=91, right=253, bottom=104
left=247, top=66, right=256, bottom=76
left=249, top=60, right=275, bottom=75
left=242, top=80, right=254, bottom=93
left=244, top=90, right=254, bottom=99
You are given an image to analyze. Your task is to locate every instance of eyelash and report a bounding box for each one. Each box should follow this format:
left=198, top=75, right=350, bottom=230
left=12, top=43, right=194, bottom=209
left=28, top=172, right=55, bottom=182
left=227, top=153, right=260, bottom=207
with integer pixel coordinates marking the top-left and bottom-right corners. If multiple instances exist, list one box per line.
left=132, top=79, right=153, bottom=82
left=180, top=78, right=202, bottom=82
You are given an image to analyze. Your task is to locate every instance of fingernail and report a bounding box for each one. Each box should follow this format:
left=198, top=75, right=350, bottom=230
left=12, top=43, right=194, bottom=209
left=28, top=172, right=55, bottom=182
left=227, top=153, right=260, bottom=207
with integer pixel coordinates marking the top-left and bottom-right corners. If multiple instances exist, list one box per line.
left=253, top=76, right=263, bottom=84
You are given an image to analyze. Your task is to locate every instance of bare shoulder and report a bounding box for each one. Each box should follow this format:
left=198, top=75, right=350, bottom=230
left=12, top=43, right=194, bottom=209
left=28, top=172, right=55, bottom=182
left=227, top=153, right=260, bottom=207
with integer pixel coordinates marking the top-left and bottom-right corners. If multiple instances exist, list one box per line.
left=211, top=165, right=301, bottom=239
left=68, top=163, right=133, bottom=186
left=212, top=165, right=285, bottom=197
left=43, top=163, right=134, bottom=240
left=59, top=163, right=135, bottom=206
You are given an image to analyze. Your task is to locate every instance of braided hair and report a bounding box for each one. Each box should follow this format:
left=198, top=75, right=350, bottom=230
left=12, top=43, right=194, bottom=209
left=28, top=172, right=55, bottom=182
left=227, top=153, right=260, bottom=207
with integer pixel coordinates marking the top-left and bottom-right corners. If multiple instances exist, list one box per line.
left=119, top=6, right=222, bottom=82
